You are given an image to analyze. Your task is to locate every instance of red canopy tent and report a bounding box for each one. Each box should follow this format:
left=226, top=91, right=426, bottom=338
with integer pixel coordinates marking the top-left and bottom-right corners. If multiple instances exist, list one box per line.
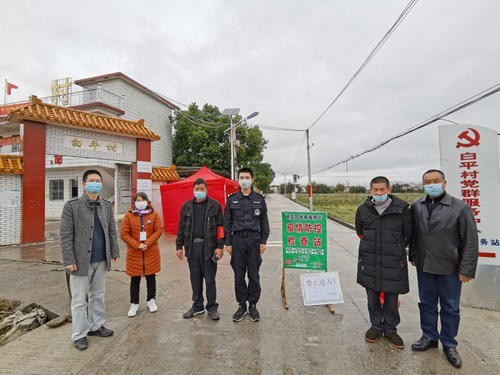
left=160, top=166, right=240, bottom=233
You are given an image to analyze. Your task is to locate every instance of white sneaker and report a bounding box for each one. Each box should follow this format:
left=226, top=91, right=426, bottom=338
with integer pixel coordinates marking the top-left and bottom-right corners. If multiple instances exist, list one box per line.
left=147, top=299, right=158, bottom=313
left=128, top=303, right=139, bottom=317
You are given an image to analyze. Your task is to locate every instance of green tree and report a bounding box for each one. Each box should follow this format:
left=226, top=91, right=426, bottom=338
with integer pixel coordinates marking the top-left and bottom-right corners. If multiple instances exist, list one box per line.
left=334, top=183, right=345, bottom=192
left=349, top=185, right=367, bottom=193
left=172, top=103, right=275, bottom=192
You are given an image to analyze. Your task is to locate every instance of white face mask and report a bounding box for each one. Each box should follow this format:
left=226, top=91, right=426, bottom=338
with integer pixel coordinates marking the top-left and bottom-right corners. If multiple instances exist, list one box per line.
left=135, top=201, right=148, bottom=210
left=239, top=179, right=252, bottom=190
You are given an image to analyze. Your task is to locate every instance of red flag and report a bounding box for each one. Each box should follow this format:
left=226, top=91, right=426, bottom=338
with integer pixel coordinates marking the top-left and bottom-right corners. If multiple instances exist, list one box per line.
left=6, top=81, right=18, bottom=95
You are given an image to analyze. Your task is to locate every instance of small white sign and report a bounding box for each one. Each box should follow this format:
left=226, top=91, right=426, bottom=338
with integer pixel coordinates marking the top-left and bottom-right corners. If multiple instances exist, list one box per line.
left=137, top=161, right=152, bottom=174
left=119, top=188, right=132, bottom=205
left=137, top=179, right=152, bottom=199
left=0, top=190, right=21, bottom=208
left=300, top=272, right=344, bottom=306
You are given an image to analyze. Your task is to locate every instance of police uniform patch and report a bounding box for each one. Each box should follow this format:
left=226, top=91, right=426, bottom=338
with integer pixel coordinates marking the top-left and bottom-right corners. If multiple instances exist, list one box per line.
left=147, top=220, right=152, bottom=224
left=255, top=208, right=260, bottom=216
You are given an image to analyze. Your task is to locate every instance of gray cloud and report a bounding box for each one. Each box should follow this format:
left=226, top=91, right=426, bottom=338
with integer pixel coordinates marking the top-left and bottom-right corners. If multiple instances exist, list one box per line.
left=1, top=0, right=499, bottom=186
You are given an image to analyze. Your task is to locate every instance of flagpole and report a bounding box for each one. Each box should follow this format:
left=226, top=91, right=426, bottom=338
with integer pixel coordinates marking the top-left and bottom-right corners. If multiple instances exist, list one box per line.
left=3, top=79, right=6, bottom=105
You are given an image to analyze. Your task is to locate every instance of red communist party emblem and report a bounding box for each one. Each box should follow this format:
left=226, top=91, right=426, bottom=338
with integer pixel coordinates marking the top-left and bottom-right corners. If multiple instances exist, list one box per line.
left=456, top=128, right=480, bottom=148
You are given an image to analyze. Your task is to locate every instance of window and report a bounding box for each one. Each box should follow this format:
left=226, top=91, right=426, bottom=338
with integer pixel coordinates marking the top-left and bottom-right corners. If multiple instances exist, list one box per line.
left=11, top=144, right=20, bottom=152
left=49, top=180, right=64, bottom=201
left=70, top=179, right=79, bottom=198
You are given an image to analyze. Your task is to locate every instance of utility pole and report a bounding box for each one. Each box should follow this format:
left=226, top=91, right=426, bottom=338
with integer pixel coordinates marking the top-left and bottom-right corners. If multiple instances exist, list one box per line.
left=230, top=116, right=235, bottom=180
left=306, top=129, right=313, bottom=211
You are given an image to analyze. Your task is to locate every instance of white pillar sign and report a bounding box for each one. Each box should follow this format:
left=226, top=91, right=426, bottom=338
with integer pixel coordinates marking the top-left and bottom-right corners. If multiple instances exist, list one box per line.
left=439, top=124, right=500, bottom=266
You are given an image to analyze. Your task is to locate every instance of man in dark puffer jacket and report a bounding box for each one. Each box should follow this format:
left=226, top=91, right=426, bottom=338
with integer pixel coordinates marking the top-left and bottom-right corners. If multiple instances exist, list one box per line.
left=355, top=176, right=412, bottom=349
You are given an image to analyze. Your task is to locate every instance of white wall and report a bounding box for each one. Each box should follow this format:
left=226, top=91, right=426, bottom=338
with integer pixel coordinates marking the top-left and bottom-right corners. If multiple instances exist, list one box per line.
left=0, top=175, right=21, bottom=245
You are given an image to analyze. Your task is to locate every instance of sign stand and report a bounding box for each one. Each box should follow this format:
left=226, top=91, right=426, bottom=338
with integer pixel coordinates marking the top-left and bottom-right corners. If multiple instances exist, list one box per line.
left=281, top=211, right=334, bottom=313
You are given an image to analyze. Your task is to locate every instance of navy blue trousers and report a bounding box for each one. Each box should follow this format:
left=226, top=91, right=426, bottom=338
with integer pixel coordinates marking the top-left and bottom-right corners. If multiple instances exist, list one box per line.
left=417, top=270, right=462, bottom=347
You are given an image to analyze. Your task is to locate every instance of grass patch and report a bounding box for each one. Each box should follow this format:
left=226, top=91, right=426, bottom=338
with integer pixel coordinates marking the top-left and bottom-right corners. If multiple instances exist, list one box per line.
left=288, top=193, right=422, bottom=224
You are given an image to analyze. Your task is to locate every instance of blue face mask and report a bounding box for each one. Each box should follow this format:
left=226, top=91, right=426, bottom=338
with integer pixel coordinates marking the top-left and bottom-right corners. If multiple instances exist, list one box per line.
left=194, top=191, right=206, bottom=200
left=424, top=183, right=443, bottom=197
left=86, top=182, right=102, bottom=194
left=373, top=193, right=388, bottom=203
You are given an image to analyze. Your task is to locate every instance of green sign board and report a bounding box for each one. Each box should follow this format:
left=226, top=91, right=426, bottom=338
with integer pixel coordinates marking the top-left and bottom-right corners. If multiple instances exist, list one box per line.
left=282, top=211, right=327, bottom=270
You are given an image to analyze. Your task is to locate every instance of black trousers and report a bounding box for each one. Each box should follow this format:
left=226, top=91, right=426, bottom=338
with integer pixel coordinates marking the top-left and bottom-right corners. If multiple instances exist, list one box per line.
left=188, top=242, right=218, bottom=311
left=230, top=233, right=262, bottom=305
left=366, top=287, right=400, bottom=333
left=130, top=274, right=156, bottom=304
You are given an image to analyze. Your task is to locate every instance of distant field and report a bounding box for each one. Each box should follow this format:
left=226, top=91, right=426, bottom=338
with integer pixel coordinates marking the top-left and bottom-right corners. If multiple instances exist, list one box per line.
left=289, top=193, right=422, bottom=224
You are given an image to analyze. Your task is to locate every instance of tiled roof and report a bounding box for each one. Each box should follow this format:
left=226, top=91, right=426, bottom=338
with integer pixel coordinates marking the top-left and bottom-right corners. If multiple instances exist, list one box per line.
left=0, top=155, right=23, bottom=175
left=6, top=96, right=160, bottom=141
left=151, top=165, right=180, bottom=181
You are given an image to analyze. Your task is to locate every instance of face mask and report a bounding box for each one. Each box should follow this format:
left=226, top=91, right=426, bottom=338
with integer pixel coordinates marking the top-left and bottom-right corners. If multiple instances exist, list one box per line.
left=424, top=183, right=444, bottom=197
left=85, top=182, right=102, bottom=194
left=135, top=201, right=148, bottom=210
left=373, top=194, right=388, bottom=203
left=239, top=179, right=252, bottom=190
left=194, top=191, right=206, bottom=200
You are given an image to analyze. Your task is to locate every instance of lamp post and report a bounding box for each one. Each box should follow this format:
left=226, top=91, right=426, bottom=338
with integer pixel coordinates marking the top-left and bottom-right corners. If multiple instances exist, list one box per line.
left=223, top=109, right=259, bottom=180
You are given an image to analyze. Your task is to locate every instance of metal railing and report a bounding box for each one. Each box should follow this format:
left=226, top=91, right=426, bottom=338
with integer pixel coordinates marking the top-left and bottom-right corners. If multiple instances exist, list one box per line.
left=3, top=87, right=125, bottom=110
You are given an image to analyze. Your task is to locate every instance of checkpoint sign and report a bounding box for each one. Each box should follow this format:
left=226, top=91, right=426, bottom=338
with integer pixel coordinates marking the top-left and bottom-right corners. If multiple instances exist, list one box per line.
left=282, top=212, right=327, bottom=270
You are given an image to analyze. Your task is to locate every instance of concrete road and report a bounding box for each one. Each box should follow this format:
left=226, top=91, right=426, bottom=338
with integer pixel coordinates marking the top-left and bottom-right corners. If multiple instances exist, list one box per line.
left=0, top=194, right=499, bottom=374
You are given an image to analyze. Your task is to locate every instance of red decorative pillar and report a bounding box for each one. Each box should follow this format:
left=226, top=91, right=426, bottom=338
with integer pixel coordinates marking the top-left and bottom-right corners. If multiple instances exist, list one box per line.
left=132, top=139, right=152, bottom=200
left=21, top=120, right=46, bottom=243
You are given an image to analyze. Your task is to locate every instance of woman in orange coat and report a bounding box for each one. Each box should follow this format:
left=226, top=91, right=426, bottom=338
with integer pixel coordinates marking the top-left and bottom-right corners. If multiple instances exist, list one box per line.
left=120, top=192, right=163, bottom=317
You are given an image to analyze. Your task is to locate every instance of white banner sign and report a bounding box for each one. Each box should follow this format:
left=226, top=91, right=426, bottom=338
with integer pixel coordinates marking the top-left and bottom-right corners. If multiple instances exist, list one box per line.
left=63, top=135, right=123, bottom=154
left=137, top=161, right=152, bottom=174
left=300, top=272, right=344, bottom=306
left=439, top=124, right=500, bottom=266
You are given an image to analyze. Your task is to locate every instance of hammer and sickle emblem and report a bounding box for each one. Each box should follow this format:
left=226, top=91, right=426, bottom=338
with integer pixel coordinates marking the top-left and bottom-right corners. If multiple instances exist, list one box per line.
left=456, top=128, right=480, bottom=148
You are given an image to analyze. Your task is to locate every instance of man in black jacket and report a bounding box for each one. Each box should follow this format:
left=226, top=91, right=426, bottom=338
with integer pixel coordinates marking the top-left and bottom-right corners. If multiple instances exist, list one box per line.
left=176, top=178, right=224, bottom=320
left=355, top=176, right=412, bottom=349
left=410, top=169, right=478, bottom=368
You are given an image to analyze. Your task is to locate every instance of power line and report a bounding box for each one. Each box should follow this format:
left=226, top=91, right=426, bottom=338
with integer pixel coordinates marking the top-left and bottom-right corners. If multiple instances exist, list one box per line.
left=307, top=0, right=420, bottom=130
left=313, top=82, right=500, bottom=174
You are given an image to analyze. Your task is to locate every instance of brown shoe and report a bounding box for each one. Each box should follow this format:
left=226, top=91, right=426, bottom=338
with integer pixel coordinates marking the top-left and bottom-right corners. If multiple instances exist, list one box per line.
left=386, top=332, right=404, bottom=349
left=365, top=326, right=382, bottom=343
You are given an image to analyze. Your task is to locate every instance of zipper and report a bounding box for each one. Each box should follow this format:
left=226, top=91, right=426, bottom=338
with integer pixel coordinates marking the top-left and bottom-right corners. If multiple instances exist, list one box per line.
left=142, top=251, right=146, bottom=276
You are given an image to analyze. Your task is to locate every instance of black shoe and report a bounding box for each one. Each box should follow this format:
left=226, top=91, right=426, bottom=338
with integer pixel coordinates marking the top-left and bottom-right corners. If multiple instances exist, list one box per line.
left=365, top=326, right=382, bottom=343
left=87, top=326, right=113, bottom=337
left=183, top=307, right=205, bottom=319
left=443, top=346, right=462, bottom=368
left=385, top=332, right=404, bottom=349
left=249, top=304, right=260, bottom=322
left=232, top=304, right=248, bottom=322
left=411, top=336, right=438, bottom=351
left=74, top=337, right=88, bottom=350
left=208, top=310, right=220, bottom=321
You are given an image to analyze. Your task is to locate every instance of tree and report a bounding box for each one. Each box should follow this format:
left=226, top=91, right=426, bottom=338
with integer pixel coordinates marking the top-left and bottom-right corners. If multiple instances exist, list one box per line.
left=311, top=182, right=333, bottom=193
left=172, top=103, right=275, bottom=192
left=349, top=185, right=367, bottom=193
left=334, top=183, right=345, bottom=192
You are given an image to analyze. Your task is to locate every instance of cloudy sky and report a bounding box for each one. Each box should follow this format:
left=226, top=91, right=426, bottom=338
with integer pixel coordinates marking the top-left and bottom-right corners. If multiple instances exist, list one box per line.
left=2, top=0, right=499, bottom=186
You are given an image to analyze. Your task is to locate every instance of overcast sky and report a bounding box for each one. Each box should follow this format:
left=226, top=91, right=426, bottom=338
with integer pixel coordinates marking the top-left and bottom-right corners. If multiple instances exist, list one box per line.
left=2, top=0, right=499, bottom=186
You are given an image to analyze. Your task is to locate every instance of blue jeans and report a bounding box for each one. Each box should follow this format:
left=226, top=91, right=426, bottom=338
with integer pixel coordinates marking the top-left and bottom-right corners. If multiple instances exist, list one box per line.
left=417, top=270, right=462, bottom=347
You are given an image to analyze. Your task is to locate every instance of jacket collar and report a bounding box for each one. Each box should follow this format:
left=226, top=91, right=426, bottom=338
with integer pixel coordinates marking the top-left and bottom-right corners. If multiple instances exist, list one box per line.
left=419, top=192, right=451, bottom=206
left=81, top=193, right=101, bottom=208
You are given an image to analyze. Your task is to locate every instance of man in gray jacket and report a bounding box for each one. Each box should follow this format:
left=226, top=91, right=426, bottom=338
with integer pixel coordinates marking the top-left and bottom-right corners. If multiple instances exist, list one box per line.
left=410, top=169, right=478, bottom=368
left=60, top=169, right=120, bottom=350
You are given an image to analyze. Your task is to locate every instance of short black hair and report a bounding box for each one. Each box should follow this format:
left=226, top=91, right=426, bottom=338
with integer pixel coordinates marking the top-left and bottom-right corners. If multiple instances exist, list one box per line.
left=422, top=169, right=445, bottom=181
left=238, top=167, right=253, bottom=178
left=83, top=169, right=103, bottom=182
left=193, top=178, right=207, bottom=188
left=370, top=176, right=390, bottom=188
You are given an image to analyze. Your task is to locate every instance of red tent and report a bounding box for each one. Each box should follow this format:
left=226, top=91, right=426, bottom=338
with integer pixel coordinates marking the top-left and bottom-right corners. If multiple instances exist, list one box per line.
left=160, top=166, right=240, bottom=233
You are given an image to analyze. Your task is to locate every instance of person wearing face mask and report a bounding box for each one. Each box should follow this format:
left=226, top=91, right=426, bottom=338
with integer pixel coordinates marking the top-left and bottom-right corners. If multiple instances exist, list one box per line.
left=409, top=169, right=478, bottom=368
left=224, top=167, right=270, bottom=322
left=60, top=169, right=120, bottom=351
left=176, top=178, right=224, bottom=320
left=120, top=192, right=163, bottom=317
left=355, top=176, right=412, bottom=349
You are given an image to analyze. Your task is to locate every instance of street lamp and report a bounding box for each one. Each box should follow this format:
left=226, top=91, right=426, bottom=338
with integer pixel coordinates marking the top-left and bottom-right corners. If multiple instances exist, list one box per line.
left=223, top=109, right=259, bottom=180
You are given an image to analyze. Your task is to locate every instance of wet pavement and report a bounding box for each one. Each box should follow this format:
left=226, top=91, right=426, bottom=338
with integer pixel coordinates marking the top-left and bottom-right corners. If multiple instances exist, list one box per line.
left=0, top=194, right=499, bottom=374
